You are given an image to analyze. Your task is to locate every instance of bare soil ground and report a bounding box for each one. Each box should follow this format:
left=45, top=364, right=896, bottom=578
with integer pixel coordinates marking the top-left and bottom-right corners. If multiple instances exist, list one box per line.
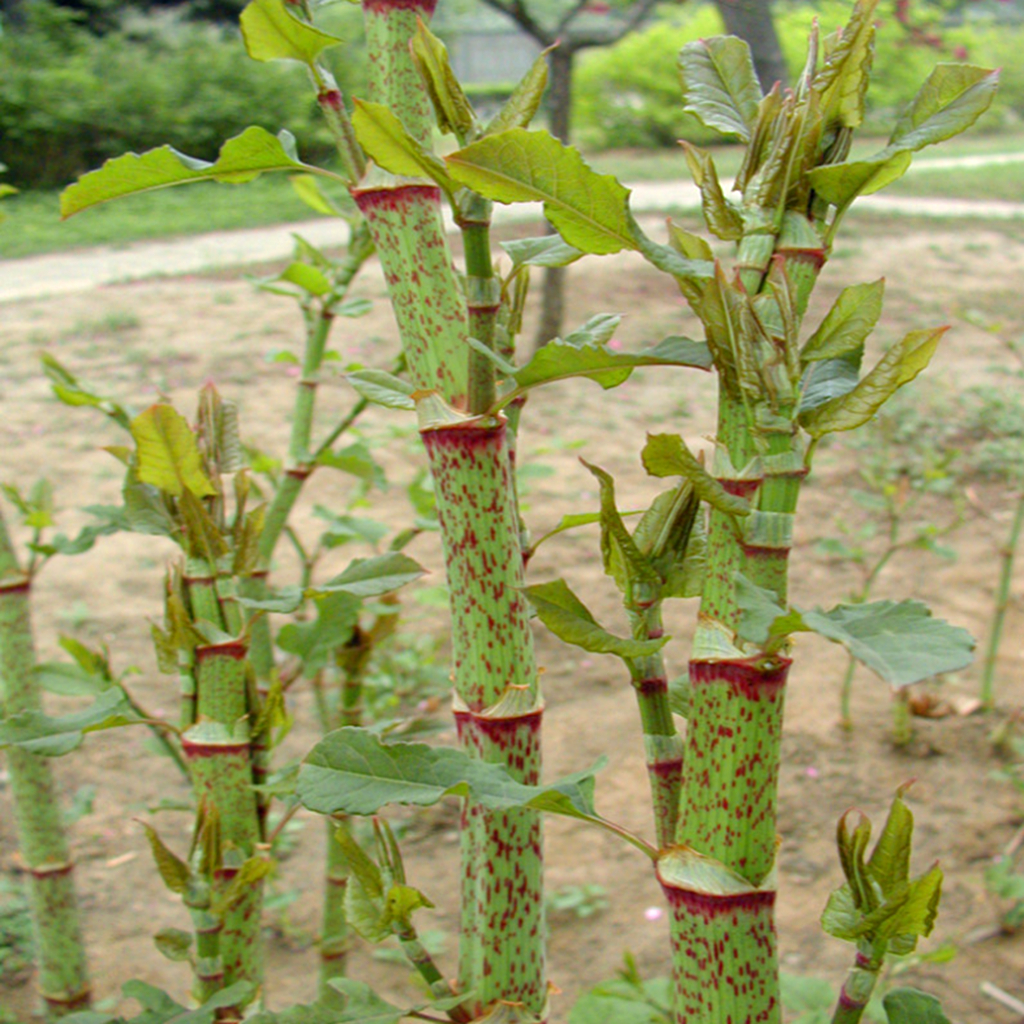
left=3, top=212, right=1024, bottom=1022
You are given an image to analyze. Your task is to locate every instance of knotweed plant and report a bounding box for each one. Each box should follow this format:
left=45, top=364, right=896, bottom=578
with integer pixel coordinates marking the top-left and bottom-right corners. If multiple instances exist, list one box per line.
left=14, top=1, right=994, bottom=1022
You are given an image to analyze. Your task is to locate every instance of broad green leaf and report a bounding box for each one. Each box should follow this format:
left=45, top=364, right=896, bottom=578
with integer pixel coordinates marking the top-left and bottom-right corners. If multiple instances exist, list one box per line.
left=799, top=600, right=974, bottom=688
left=678, top=36, right=761, bottom=141
left=890, top=65, right=1000, bottom=154
left=641, top=434, right=750, bottom=516
left=883, top=988, right=951, bottom=1024
left=802, top=327, right=947, bottom=438
left=484, top=48, right=550, bottom=136
left=139, top=822, right=191, bottom=895
left=501, top=335, right=711, bottom=404
left=582, top=460, right=661, bottom=594
left=446, top=129, right=637, bottom=255
left=352, top=101, right=456, bottom=192
left=0, top=688, right=135, bottom=755
left=278, top=262, right=331, bottom=297
left=813, top=0, right=878, bottom=128
left=61, top=128, right=321, bottom=217
left=317, top=440, right=387, bottom=490
left=801, top=279, right=884, bottom=363
left=501, top=235, right=584, bottom=270
left=807, top=151, right=913, bottom=209
left=343, top=878, right=390, bottom=943
left=34, top=661, right=109, bottom=697
left=867, top=788, right=914, bottom=895
left=525, top=579, right=668, bottom=659
left=681, top=143, right=743, bottom=241
left=873, top=865, right=942, bottom=943
left=240, top=0, right=342, bottom=65
left=130, top=405, right=216, bottom=498
left=410, top=20, right=475, bottom=138
left=734, top=573, right=803, bottom=645
left=821, top=882, right=861, bottom=940
left=632, top=486, right=705, bottom=599
left=568, top=977, right=672, bottom=1024
left=298, top=727, right=598, bottom=819
left=346, top=370, right=416, bottom=411
left=314, top=508, right=389, bottom=549
left=798, top=350, right=863, bottom=415
left=277, top=592, right=360, bottom=672
left=154, top=928, right=193, bottom=963
left=315, top=553, right=425, bottom=598
left=290, top=174, right=348, bottom=217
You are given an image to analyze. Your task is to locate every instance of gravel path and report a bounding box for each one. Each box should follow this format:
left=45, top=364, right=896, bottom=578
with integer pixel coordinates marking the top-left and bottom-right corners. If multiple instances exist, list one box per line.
left=3, top=153, right=1022, bottom=304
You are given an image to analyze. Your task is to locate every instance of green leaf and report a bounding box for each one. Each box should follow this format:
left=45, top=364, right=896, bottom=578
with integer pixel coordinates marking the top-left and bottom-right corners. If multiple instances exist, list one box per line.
left=61, top=128, right=320, bottom=217
left=867, top=788, right=914, bottom=894
left=678, top=36, right=761, bottom=141
left=524, top=579, right=668, bottom=660
left=130, top=405, right=216, bottom=498
left=316, top=553, right=425, bottom=598
left=315, top=508, right=389, bottom=550
left=139, top=822, right=191, bottom=896
left=641, top=434, right=750, bottom=517
left=801, top=328, right=947, bottom=438
left=890, top=65, right=1000, bottom=155
left=875, top=865, right=942, bottom=943
left=290, top=174, right=347, bottom=217
left=278, top=262, right=331, bottom=297
left=41, top=354, right=133, bottom=430
left=0, top=688, right=136, bottom=755
left=680, top=143, right=743, bottom=241
left=798, top=601, right=974, bottom=688
left=807, top=151, right=913, bottom=208
left=503, top=335, right=711, bottom=403
left=632, top=486, right=705, bottom=599
left=410, top=20, right=475, bottom=138
left=568, top=977, right=672, bottom=1024
left=240, top=0, right=342, bottom=65
left=813, top=0, right=878, bottom=129
left=484, top=48, right=550, bottom=136
left=582, top=460, right=661, bottom=595
left=154, top=928, right=193, bottom=963
left=446, top=129, right=637, bottom=256
left=883, top=988, right=951, bottom=1024
left=298, top=727, right=598, bottom=819
left=346, top=370, right=416, bottom=411
left=34, top=661, right=110, bottom=697
left=277, top=592, right=361, bottom=672
left=798, top=350, right=863, bottom=415
left=734, top=573, right=802, bottom=645
left=325, top=979, right=409, bottom=1024
left=502, top=235, right=584, bottom=270
left=801, top=279, right=884, bottom=363
left=352, top=101, right=456, bottom=192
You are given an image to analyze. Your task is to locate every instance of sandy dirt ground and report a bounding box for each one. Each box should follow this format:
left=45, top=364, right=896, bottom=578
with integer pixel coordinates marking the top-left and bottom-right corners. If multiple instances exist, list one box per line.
left=2, top=210, right=1024, bottom=1023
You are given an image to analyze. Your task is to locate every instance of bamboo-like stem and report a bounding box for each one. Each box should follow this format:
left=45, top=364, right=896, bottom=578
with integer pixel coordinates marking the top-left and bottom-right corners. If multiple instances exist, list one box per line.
left=0, top=511, right=91, bottom=1017
left=626, top=603, right=683, bottom=849
left=830, top=951, right=882, bottom=1024
left=980, top=489, right=1024, bottom=709
left=318, top=820, right=352, bottom=1001
left=356, top=3, right=546, bottom=1014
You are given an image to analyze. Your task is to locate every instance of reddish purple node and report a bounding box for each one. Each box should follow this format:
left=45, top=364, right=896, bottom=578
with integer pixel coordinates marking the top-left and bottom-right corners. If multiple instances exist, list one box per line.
left=353, top=184, right=442, bottom=215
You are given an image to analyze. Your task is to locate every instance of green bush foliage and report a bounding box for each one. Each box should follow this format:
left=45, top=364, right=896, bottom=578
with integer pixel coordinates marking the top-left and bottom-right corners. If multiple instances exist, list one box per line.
left=574, top=0, right=1022, bottom=151
left=0, top=0, right=366, bottom=188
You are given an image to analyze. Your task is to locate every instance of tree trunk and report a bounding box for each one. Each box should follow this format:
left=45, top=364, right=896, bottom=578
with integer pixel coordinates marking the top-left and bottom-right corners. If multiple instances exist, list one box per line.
left=534, top=46, right=574, bottom=351
left=713, top=0, right=789, bottom=93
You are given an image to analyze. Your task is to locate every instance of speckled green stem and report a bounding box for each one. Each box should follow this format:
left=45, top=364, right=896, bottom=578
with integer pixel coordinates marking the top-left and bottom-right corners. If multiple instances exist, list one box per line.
left=668, top=378, right=803, bottom=1022
left=626, top=603, right=683, bottom=850
left=352, top=186, right=469, bottom=403
left=423, top=422, right=546, bottom=1019
left=173, top=557, right=264, bottom=1009
left=0, top=513, right=91, bottom=1017
left=362, top=0, right=437, bottom=148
